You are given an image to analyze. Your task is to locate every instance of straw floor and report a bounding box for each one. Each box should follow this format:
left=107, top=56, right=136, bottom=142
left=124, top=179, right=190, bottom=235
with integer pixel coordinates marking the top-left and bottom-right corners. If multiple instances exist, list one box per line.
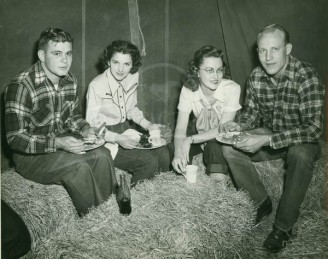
left=1, top=142, right=327, bottom=258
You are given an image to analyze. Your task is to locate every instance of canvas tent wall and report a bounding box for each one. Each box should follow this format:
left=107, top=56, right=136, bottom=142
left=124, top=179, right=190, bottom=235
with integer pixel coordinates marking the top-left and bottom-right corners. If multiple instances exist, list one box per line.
left=1, top=0, right=327, bottom=170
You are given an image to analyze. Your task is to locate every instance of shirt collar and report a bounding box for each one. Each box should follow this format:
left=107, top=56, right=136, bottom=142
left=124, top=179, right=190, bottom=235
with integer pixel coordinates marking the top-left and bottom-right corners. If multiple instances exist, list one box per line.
left=106, top=69, right=138, bottom=94
left=261, top=55, right=297, bottom=82
left=196, top=81, right=224, bottom=103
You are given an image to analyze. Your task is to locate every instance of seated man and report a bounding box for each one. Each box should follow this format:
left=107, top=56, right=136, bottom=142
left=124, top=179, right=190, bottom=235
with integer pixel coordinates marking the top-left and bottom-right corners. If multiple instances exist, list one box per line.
left=221, top=24, right=325, bottom=253
left=4, top=28, right=117, bottom=217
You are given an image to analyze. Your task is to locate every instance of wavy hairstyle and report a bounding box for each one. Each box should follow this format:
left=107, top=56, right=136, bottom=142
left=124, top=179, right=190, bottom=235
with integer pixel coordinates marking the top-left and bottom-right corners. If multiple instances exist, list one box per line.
left=183, top=45, right=227, bottom=91
left=38, top=27, right=73, bottom=51
left=100, top=40, right=141, bottom=74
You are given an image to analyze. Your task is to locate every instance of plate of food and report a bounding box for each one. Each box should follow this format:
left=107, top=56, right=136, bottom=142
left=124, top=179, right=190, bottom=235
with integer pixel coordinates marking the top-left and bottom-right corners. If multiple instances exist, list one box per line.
left=135, top=134, right=166, bottom=149
left=216, top=132, right=247, bottom=145
left=121, top=129, right=167, bottom=149
left=83, top=137, right=105, bottom=151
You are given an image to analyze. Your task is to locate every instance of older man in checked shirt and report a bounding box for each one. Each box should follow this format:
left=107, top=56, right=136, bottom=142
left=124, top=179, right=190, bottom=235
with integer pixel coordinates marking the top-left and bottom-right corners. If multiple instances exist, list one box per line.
left=5, top=28, right=117, bottom=217
left=221, top=24, right=325, bottom=253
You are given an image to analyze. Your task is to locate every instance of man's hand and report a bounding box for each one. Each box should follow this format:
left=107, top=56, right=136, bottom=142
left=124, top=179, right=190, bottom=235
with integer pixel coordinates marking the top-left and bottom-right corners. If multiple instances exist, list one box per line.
left=55, top=136, right=85, bottom=154
left=233, top=134, right=270, bottom=153
left=219, top=121, right=242, bottom=133
left=115, top=134, right=139, bottom=149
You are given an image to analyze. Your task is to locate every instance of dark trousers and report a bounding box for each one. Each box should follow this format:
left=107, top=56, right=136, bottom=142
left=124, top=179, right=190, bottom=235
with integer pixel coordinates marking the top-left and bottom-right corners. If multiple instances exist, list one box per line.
left=222, top=143, right=321, bottom=231
left=169, top=139, right=229, bottom=174
left=114, top=146, right=170, bottom=187
left=107, top=121, right=171, bottom=187
left=13, top=146, right=117, bottom=216
left=1, top=200, right=31, bottom=259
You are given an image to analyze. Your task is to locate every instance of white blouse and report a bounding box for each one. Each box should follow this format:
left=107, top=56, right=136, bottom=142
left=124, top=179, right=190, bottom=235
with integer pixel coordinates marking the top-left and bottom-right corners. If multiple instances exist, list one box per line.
left=86, top=69, right=146, bottom=128
left=177, top=79, right=242, bottom=119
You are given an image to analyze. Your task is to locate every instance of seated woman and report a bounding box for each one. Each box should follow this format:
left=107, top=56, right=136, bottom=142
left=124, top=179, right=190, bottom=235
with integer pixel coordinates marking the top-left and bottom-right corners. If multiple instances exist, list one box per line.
left=86, top=40, right=170, bottom=187
left=172, top=45, right=241, bottom=180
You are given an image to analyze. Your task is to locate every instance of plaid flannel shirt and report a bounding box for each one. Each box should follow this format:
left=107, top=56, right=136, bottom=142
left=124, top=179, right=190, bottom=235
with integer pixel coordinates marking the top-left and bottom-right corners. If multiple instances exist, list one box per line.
left=239, top=55, right=325, bottom=149
left=5, top=61, right=89, bottom=154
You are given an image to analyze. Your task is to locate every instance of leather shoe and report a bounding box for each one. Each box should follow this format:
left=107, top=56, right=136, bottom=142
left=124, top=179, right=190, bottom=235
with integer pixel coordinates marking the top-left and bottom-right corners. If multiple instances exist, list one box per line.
left=263, top=226, right=292, bottom=253
left=255, top=197, right=272, bottom=224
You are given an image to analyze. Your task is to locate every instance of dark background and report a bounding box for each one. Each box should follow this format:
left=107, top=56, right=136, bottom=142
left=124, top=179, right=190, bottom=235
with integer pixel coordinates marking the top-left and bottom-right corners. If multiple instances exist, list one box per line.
left=1, top=0, right=327, bottom=170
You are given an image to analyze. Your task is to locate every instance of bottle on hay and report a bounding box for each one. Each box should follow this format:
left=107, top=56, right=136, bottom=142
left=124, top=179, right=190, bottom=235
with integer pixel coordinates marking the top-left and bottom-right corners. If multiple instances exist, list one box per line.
left=116, top=174, right=132, bottom=215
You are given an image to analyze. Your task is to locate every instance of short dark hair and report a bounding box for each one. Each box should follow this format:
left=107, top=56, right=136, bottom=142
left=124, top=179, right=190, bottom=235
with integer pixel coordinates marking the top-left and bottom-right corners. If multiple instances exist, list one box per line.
left=38, top=28, right=73, bottom=51
left=100, top=40, right=141, bottom=74
left=257, top=24, right=290, bottom=44
left=183, top=45, right=225, bottom=91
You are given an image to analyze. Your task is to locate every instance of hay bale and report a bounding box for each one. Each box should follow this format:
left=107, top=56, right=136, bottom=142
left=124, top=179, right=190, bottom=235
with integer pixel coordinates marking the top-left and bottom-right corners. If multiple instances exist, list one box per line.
left=32, top=171, right=254, bottom=258
left=1, top=169, right=78, bottom=250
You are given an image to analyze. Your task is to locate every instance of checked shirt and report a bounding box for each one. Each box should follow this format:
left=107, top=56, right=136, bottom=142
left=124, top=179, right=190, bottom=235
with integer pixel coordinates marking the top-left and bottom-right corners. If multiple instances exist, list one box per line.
left=239, top=55, right=325, bottom=149
left=5, top=61, right=88, bottom=154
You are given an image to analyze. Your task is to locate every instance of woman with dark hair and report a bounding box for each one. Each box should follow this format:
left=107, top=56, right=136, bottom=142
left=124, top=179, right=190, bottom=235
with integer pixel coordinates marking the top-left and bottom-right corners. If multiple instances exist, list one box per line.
left=172, top=45, right=241, bottom=180
left=86, top=40, right=170, bottom=187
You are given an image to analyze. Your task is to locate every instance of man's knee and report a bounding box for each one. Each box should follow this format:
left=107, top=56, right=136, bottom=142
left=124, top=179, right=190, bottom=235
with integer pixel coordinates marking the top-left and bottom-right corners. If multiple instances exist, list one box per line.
left=287, top=144, right=320, bottom=165
left=91, top=146, right=113, bottom=161
left=222, top=145, right=238, bottom=159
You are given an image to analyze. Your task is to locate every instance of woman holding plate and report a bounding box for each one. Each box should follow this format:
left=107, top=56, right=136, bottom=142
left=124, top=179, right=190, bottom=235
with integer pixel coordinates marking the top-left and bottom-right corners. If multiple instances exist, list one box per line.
left=172, top=45, right=241, bottom=180
left=86, top=40, right=170, bottom=187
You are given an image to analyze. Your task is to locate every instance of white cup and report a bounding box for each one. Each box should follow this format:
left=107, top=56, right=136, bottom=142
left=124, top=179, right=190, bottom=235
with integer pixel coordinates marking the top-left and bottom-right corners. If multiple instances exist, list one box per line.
left=183, top=165, right=198, bottom=183
left=149, top=129, right=161, bottom=138
left=149, top=129, right=161, bottom=145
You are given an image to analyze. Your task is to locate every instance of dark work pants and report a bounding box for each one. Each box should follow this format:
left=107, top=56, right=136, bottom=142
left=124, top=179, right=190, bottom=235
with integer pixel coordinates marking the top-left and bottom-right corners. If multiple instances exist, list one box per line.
left=222, top=143, right=321, bottom=231
left=1, top=200, right=31, bottom=259
left=13, top=146, right=117, bottom=216
left=114, top=145, right=170, bottom=187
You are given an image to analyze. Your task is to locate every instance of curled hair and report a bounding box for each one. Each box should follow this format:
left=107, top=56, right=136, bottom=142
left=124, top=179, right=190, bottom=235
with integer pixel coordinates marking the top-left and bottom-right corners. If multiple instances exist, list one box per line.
left=257, top=24, right=290, bottom=44
left=38, top=27, right=73, bottom=51
left=100, top=40, right=141, bottom=74
left=183, top=45, right=225, bottom=91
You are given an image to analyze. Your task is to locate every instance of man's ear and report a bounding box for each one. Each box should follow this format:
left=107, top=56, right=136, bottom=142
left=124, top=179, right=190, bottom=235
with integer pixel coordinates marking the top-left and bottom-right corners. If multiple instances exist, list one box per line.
left=286, top=43, right=292, bottom=55
left=38, top=50, right=45, bottom=62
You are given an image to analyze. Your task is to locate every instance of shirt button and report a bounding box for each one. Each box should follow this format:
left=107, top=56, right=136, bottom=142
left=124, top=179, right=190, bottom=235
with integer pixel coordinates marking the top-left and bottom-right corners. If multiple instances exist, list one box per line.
left=120, top=96, right=122, bottom=98
left=121, top=106, right=123, bottom=108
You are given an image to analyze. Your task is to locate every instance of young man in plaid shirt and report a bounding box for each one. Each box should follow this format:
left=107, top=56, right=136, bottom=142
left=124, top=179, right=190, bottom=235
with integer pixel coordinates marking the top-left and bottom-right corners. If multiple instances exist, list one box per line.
left=221, top=24, right=325, bottom=253
left=5, top=28, right=117, bottom=217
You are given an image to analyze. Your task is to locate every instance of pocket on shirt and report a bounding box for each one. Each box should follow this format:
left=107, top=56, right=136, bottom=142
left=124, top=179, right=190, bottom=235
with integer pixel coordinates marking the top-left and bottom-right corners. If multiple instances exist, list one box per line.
left=281, top=103, right=300, bottom=123
left=32, top=104, right=53, bottom=126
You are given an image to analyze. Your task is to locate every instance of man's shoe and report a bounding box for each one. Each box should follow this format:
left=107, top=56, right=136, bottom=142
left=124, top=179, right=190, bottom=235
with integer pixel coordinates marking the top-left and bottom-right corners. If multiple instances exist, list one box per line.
left=263, top=226, right=292, bottom=253
left=255, top=197, right=272, bottom=224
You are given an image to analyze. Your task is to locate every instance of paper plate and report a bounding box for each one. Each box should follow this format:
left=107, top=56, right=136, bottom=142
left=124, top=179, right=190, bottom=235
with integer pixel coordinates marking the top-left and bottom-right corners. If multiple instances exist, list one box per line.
left=84, top=139, right=106, bottom=151
left=135, top=138, right=167, bottom=149
left=216, top=132, right=244, bottom=145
